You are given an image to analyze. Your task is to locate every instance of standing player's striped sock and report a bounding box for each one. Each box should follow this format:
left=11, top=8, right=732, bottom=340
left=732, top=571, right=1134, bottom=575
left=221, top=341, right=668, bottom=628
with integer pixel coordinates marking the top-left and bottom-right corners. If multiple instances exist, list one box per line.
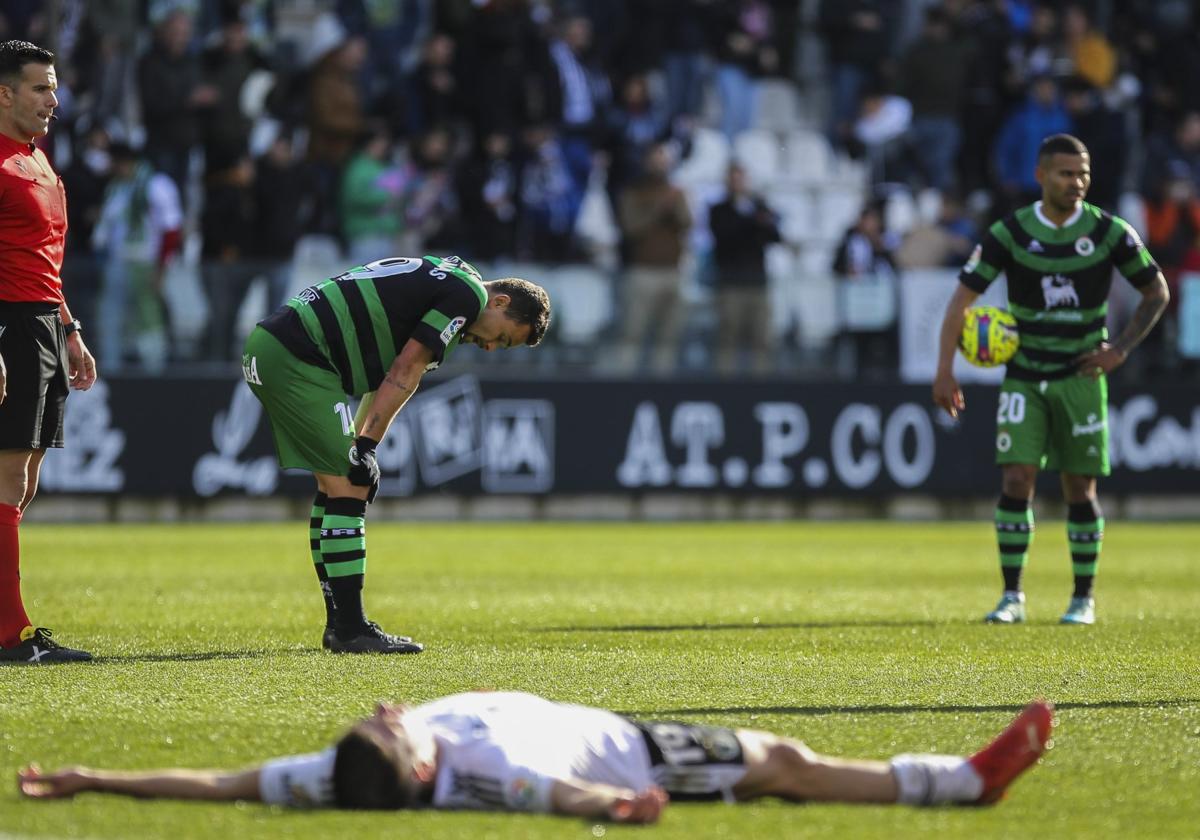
left=310, top=493, right=336, bottom=627
left=1067, top=499, right=1104, bottom=599
left=996, top=494, right=1034, bottom=592
left=321, top=497, right=369, bottom=637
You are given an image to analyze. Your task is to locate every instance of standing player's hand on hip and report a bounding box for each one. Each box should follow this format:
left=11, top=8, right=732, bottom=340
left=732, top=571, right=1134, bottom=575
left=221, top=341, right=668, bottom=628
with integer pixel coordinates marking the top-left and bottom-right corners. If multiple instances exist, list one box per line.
left=1074, top=342, right=1125, bottom=379
left=66, top=333, right=97, bottom=390
left=932, top=370, right=965, bottom=419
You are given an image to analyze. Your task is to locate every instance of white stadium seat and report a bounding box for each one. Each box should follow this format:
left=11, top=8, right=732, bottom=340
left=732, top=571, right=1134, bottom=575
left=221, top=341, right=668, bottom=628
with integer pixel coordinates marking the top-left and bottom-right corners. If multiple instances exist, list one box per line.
left=784, top=129, right=833, bottom=184
left=673, top=127, right=731, bottom=186
left=733, top=128, right=783, bottom=190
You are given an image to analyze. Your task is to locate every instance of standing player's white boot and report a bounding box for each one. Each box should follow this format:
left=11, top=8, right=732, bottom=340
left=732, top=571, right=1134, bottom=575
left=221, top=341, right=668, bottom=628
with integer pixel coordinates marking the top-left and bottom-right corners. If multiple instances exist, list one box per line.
left=984, top=591, right=1026, bottom=624
left=1059, top=596, right=1095, bottom=625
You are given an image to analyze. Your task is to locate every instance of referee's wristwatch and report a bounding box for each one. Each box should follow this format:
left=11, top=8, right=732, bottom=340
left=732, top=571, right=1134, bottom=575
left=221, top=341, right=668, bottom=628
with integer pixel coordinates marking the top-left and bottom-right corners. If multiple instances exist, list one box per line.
left=63, top=319, right=82, bottom=336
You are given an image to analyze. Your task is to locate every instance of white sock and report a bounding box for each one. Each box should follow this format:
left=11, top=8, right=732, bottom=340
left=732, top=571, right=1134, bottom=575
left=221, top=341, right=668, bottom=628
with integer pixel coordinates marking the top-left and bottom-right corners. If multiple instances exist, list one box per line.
left=890, top=755, right=984, bottom=805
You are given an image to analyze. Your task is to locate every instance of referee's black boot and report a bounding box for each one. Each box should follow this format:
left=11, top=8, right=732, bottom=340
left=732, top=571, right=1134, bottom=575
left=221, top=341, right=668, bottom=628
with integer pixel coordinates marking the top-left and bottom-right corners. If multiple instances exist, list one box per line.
left=0, top=627, right=93, bottom=665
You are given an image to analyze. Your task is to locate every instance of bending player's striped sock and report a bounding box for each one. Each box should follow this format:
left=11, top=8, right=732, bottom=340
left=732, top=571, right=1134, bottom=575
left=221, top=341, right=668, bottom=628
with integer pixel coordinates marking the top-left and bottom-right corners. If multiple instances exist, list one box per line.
left=1068, top=498, right=1104, bottom=599
left=321, top=497, right=368, bottom=637
left=995, top=494, right=1034, bottom=592
left=310, top=493, right=336, bottom=627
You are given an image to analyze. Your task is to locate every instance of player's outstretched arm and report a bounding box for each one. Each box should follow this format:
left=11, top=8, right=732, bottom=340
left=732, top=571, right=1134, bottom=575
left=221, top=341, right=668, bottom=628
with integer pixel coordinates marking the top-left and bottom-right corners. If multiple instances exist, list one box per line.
left=549, top=778, right=668, bottom=824
left=932, top=282, right=981, bottom=418
left=18, top=763, right=262, bottom=802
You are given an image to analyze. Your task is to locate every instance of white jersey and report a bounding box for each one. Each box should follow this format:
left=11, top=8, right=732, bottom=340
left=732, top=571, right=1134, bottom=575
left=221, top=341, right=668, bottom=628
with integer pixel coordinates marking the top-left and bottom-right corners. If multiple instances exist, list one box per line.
left=410, top=692, right=654, bottom=812
left=259, top=692, right=653, bottom=811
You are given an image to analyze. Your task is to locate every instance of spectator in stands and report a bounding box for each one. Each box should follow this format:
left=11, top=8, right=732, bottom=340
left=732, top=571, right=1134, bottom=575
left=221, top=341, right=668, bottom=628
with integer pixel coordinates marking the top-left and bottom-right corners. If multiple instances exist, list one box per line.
left=91, top=142, right=183, bottom=372
left=138, top=8, right=213, bottom=193
left=1143, top=111, right=1200, bottom=200
left=604, top=73, right=668, bottom=216
left=307, top=34, right=369, bottom=167
left=459, top=0, right=553, bottom=135
left=60, top=125, right=114, bottom=346
left=1140, top=161, right=1200, bottom=372
left=79, top=0, right=140, bottom=128
left=615, top=141, right=693, bottom=373
left=832, top=203, right=899, bottom=377
left=547, top=13, right=610, bottom=244
left=198, top=11, right=268, bottom=176
left=458, top=130, right=520, bottom=263
left=853, top=87, right=912, bottom=185
left=956, top=0, right=1014, bottom=193
left=993, top=74, right=1072, bottom=212
left=1002, top=3, right=1061, bottom=104
left=399, top=128, right=461, bottom=254
left=1060, top=76, right=1126, bottom=211
left=1061, top=4, right=1116, bottom=91
left=660, top=0, right=716, bottom=124
left=896, top=193, right=977, bottom=270
left=517, top=124, right=576, bottom=262
left=201, top=156, right=260, bottom=361
left=712, top=0, right=779, bottom=140
left=340, top=125, right=403, bottom=265
left=250, top=134, right=306, bottom=307
left=337, top=0, right=434, bottom=109
left=897, top=6, right=971, bottom=192
left=708, top=163, right=780, bottom=374
left=819, top=0, right=891, bottom=152
left=403, top=31, right=463, bottom=136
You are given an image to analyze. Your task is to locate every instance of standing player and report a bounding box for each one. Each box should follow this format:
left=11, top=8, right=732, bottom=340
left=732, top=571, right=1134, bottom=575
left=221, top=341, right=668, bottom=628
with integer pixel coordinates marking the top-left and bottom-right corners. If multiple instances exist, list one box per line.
left=242, top=255, right=549, bottom=654
left=933, top=134, right=1169, bottom=626
left=0, top=41, right=98, bottom=665
left=18, top=690, right=1054, bottom=819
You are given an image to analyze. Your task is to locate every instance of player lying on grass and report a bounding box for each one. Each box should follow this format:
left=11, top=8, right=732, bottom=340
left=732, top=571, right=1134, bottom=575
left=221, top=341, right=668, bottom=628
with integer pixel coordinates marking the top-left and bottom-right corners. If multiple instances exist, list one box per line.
left=18, top=691, right=1053, bottom=823
left=242, top=256, right=550, bottom=655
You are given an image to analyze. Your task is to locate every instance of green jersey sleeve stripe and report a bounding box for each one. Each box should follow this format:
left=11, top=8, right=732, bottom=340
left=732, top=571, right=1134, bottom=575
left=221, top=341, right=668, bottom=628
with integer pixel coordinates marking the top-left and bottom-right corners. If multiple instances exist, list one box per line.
left=973, top=261, right=1000, bottom=281
left=356, top=278, right=398, bottom=368
left=1119, top=253, right=1153, bottom=278
left=422, top=309, right=452, bottom=332
left=991, top=222, right=1017, bottom=252
left=322, top=283, right=369, bottom=395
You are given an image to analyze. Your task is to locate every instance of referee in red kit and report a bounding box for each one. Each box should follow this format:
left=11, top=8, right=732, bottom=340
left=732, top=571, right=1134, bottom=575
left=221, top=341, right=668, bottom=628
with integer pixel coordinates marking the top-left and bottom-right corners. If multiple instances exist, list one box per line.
left=0, top=40, right=97, bottom=665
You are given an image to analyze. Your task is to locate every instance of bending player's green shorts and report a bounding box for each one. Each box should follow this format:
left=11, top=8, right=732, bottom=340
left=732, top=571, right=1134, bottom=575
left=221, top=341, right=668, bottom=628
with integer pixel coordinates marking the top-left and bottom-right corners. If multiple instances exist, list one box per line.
left=995, top=375, right=1109, bottom=476
left=242, top=326, right=354, bottom=475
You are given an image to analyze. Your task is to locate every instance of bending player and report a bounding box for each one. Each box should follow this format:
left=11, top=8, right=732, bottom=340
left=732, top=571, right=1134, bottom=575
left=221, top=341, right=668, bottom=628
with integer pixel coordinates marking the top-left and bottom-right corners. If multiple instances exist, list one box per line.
left=19, top=691, right=1053, bottom=822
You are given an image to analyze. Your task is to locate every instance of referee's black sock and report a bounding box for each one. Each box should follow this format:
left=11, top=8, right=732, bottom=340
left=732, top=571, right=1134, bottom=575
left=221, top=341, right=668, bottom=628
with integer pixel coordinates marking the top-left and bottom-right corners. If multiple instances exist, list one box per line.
left=320, top=497, right=369, bottom=638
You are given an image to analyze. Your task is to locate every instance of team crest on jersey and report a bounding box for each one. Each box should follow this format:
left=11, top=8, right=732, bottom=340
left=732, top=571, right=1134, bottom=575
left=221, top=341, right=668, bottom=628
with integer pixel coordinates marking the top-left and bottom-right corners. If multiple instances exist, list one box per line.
left=440, top=315, right=467, bottom=345
left=963, top=244, right=982, bottom=273
left=1041, top=273, right=1080, bottom=309
left=996, top=431, right=1012, bottom=452
left=1074, top=236, right=1095, bottom=256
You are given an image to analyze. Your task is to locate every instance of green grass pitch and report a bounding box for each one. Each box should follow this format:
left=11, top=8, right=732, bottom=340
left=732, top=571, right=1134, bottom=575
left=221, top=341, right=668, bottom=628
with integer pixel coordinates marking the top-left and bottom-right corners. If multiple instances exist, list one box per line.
left=2, top=521, right=1199, bottom=839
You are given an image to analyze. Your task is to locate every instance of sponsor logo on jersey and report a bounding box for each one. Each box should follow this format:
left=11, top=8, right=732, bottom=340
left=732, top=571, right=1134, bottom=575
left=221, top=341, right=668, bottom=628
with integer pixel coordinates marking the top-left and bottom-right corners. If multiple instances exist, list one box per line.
left=1028, top=239, right=1044, bottom=253
left=963, top=244, right=982, bottom=273
left=1072, top=413, right=1105, bottom=436
left=440, top=316, right=467, bottom=345
left=1074, top=236, right=1095, bottom=256
left=997, top=431, right=1013, bottom=452
left=1040, top=273, right=1080, bottom=309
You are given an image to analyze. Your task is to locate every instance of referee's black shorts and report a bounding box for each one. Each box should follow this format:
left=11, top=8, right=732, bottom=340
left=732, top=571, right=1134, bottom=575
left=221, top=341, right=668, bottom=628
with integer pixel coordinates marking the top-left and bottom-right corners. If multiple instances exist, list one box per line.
left=0, top=301, right=69, bottom=450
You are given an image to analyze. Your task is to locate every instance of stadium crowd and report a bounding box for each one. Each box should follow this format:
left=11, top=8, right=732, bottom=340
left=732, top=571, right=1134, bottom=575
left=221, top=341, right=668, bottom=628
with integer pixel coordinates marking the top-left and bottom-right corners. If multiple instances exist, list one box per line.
left=6, top=0, right=1198, bottom=379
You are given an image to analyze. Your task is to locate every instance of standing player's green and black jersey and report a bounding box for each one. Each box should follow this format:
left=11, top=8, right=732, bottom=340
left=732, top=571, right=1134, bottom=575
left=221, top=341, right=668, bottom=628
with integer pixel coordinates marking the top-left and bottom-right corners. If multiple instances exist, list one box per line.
left=958, top=202, right=1160, bottom=475
left=243, top=255, right=489, bottom=474
left=959, top=202, right=1159, bottom=380
left=259, top=255, right=488, bottom=397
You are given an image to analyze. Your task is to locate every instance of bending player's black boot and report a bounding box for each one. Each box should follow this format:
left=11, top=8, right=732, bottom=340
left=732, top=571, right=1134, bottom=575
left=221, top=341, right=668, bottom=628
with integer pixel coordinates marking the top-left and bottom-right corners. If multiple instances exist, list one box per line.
left=323, top=621, right=422, bottom=654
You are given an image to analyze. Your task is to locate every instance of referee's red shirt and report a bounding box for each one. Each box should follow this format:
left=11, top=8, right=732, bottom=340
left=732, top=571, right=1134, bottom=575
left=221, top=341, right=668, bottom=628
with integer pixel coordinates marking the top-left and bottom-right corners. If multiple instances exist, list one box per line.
left=0, top=132, right=66, bottom=304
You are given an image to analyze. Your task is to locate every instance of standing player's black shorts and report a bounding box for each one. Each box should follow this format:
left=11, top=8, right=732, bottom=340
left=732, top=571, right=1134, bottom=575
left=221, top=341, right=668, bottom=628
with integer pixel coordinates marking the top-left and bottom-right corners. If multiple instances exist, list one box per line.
left=0, top=301, right=69, bottom=450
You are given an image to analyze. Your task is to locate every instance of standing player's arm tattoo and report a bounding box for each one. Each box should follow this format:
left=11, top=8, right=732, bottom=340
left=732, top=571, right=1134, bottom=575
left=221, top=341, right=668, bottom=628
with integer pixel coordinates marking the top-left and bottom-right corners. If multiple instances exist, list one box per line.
left=1111, top=273, right=1170, bottom=359
left=356, top=339, right=435, bottom=442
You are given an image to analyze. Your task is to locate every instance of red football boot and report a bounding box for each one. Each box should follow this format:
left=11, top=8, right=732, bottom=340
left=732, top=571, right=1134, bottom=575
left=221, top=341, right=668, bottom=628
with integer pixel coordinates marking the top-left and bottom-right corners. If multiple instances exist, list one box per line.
left=968, top=700, right=1054, bottom=804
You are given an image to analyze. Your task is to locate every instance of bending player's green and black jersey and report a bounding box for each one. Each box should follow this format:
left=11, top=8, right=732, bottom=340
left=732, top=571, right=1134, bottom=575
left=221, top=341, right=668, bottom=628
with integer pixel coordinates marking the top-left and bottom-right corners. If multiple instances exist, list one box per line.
left=959, top=202, right=1159, bottom=381
left=258, top=255, right=487, bottom=396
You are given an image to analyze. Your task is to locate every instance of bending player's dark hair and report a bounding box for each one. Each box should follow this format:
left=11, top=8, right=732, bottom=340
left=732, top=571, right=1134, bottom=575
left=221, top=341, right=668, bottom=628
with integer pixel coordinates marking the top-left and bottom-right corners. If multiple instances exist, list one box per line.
left=488, top=278, right=552, bottom=346
left=331, top=728, right=415, bottom=810
left=0, top=40, right=54, bottom=88
left=1038, top=134, right=1089, bottom=162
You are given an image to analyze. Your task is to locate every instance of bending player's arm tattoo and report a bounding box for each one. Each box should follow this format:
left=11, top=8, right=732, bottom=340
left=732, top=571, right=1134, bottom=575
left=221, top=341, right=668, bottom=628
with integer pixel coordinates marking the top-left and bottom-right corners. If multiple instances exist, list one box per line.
left=1112, top=274, right=1170, bottom=358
